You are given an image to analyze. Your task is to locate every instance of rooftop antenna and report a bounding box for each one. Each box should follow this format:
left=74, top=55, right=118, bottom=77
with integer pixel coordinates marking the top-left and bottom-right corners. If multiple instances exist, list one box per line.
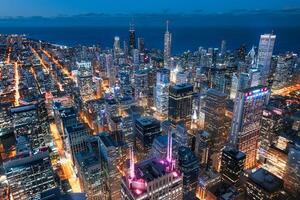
left=166, top=20, right=169, bottom=32
left=129, top=147, right=135, bottom=179
left=167, top=129, right=172, bottom=163
left=130, top=17, right=135, bottom=31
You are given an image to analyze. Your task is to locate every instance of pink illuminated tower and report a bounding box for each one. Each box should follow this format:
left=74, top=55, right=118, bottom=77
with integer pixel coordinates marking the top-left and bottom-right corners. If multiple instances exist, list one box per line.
left=121, top=131, right=183, bottom=199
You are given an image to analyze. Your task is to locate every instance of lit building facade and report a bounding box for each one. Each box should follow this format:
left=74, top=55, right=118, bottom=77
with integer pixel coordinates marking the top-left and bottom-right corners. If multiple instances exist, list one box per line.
left=220, top=148, right=246, bottom=185
left=284, top=143, right=300, bottom=198
left=3, top=151, right=57, bottom=200
left=98, top=132, right=125, bottom=199
left=11, top=100, right=51, bottom=150
left=230, top=86, right=270, bottom=169
left=257, top=34, right=276, bottom=85
left=164, top=21, right=172, bottom=68
left=154, top=68, right=170, bottom=116
left=65, top=122, right=90, bottom=162
left=246, top=168, right=284, bottom=200
left=177, top=146, right=200, bottom=196
left=75, top=151, right=103, bottom=200
left=203, top=89, right=227, bottom=171
left=129, top=23, right=136, bottom=51
left=121, top=131, right=183, bottom=200
left=168, top=83, right=193, bottom=126
left=77, top=61, right=94, bottom=101
left=134, top=116, right=161, bottom=160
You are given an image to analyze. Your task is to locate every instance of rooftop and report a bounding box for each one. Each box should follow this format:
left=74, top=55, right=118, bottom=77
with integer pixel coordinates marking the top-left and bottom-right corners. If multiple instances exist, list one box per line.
left=75, top=151, right=100, bottom=168
left=223, top=148, right=246, bottom=160
left=136, top=116, right=160, bottom=127
left=249, top=168, right=283, bottom=193
left=134, top=157, right=179, bottom=183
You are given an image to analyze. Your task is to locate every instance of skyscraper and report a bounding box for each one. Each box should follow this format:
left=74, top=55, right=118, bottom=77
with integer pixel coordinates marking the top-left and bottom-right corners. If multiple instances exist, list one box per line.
left=154, top=68, right=170, bottom=116
left=164, top=21, right=172, bottom=68
left=3, top=150, right=57, bottom=200
left=257, top=34, right=276, bottom=85
left=98, top=132, right=125, bottom=199
left=105, top=54, right=116, bottom=88
left=129, top=23, right=136, bottom=51
left=203, top=89, right=227, bottom=171
left=77, top=61, right=94, bottom=101
left=137, top=37, right=145, bottom=53
left=134, top=116, right=161, bottom=160
left=113, top=36, right=121, bottom=58
left=220, top=148, right=246, bottom=185
left=246, top=168, right=284, bottom=200
left=11, top=100, right=51, bottom=150
left=168, top=83, right=193, bottom=126
left=229, top=86, right=270, bottom=169
left=75, top=151, right=103, bottom=200
left=220, top=40, right=226, bottom=56
left=65, top=122, right=90, bottom=162
left=177, top=146, right=200, bottom=196
left=134, top=70, right=148, bottom=106
left=284, top=143, right=300, bottom=198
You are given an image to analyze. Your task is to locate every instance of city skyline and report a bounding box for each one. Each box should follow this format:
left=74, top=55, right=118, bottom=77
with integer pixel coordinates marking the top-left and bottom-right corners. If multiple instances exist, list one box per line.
left=0, top=1, right=300, bottom=200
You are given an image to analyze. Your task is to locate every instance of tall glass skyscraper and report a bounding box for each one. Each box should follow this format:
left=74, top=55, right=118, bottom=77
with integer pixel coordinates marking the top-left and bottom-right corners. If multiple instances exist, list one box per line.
left=257, top=34, right=276, bottom=85
left=164, top=21, right=172, bottom=68
left=229, top=86, right=270, bottom=169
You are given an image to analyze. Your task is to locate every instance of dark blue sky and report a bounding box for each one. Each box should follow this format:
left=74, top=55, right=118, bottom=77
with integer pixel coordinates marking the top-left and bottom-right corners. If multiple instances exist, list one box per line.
left=2, top=0, right=300, bottom=17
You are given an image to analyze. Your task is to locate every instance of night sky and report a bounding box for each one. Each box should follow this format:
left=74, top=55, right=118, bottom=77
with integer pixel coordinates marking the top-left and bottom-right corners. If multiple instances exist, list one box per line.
left=1, top=0, right=300, bottom=17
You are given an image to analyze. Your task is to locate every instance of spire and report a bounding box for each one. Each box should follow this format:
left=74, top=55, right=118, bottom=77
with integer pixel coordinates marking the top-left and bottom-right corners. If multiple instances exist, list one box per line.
left=129, top=18, right=135, bottom=31
left=167, top=130, right=172, bottom=162
left=166, top=20, right=169, bottom=32
left=129, top=147, right=135, bottom=179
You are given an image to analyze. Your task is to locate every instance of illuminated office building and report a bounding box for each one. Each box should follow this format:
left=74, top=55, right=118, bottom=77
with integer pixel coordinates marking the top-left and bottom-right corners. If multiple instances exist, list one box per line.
left=113, top=36, right=121, bottom=58
left=151, top=134, right=178, bottom=160
left=230, top=86, right=270, bottom=169
left=134, top=70, right=148, bottom=106
left=75, top=151, right=103, bottom=200
left=203, top=89, right=227, bottom=171
left=197, top=170, right=221, bottom=200
left=11, top=100, right=51, bottom=150
left=98, top=132, right=125, bottom=199
left=173, top=122, right=188, bottom=147
left=134, top=116, right=161, bottom=160
left=220, top=148, right=245, bottom=185
left=164, top=21, right=172, bottom=68
left=105, top=54, right=116, bottom=88
left=121, top=132, right=183, bottom=200
left=137, top=37, right=145, bottom=53
left=3, top=150, right=57, bottom=200
left=272, top=53, right=297, bottom=90
left=259, top=107, right=283, bottom=161
left=65, top=122, right=90, bottom=162
left=0, top=102, right=12, bottom=137
left=246, top=168, right=284, bottom=200
left=177, top=146, right=200, bottom=196
left=261, top=146, right=287, bottom=179
left=249, top=68, right=261, bottom=87
left=194, top=130, right=210, bottom=167
left=257, top=34, right=276, bottom=85
left=77, top=61, right=94, bottom=101
left=133, top=48, right=139, bottom=68
left=129, top=23, right=136, bottom=51
left=284, top=143, right=300, bottom=198
left=154, top=68, right=170, bottom=115
left=230, top=73, right=239, bottom=100
left=230, top=72, right=251, bottom=100
left=168, top=83, right=193, bottom=126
